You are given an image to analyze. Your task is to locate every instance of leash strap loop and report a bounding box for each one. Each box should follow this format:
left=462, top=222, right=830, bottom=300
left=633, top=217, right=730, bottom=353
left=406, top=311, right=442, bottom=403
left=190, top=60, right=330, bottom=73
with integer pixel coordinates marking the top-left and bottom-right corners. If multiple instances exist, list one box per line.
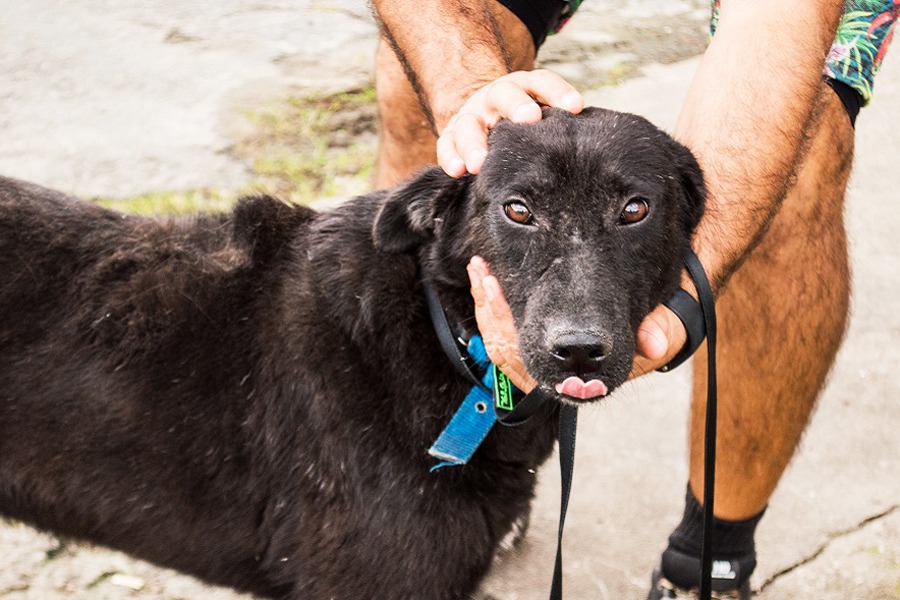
left=658, top=289, right=706, bottom=372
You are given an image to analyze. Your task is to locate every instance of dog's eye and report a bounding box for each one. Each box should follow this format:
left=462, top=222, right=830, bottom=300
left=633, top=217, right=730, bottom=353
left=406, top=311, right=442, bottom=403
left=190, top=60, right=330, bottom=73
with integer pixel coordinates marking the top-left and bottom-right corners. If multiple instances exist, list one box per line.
left=620, top=198, right=649, bottom=225
left=504, top=201, right=534, bottom=225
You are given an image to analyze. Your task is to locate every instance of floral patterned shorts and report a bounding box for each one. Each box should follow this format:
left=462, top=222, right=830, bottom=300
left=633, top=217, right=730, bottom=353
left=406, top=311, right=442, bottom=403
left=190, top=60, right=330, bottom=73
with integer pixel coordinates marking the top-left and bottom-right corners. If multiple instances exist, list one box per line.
left=710, top=0, right=898, bottom=105
left=522, top=0, right=897, bottom=105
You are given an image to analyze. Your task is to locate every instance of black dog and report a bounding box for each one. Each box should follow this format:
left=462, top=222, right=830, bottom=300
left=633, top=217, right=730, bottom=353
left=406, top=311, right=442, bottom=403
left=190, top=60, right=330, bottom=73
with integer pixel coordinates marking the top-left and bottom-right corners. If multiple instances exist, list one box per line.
left=0, top=108, right=703, bottom=599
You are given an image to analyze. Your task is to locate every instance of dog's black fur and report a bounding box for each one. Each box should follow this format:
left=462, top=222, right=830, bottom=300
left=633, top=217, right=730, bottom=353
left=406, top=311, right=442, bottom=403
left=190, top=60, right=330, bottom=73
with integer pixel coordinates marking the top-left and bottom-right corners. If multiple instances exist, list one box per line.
left=0, top=108, right=703, bottom=599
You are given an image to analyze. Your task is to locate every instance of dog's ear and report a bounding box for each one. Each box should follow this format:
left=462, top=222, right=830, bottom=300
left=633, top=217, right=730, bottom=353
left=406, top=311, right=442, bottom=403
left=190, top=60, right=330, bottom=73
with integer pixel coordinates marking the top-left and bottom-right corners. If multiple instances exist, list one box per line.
left=372, top=166, right=471, bottom=253
left=668, top=138, right=707, bottom=235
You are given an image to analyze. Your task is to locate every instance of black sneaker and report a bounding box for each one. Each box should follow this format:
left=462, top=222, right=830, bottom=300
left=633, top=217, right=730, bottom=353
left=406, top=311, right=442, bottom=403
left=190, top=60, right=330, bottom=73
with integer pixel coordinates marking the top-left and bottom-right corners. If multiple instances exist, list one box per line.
left=646, top=548, right=753, bottom=600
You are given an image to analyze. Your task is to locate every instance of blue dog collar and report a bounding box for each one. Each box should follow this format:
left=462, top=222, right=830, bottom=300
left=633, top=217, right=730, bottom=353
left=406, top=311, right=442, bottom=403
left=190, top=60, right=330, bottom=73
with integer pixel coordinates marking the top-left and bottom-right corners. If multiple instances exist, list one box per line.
left=428, top=335, right=514, bottom=470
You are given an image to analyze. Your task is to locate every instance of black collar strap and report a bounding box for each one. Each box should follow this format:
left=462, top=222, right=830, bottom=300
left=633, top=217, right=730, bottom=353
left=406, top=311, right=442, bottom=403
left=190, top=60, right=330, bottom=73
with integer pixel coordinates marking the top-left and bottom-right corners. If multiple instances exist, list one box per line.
left=422, top=280, right=489, bottom=392
left=422, top=279, right=555, bottom=429
left=494, top=382, right=557, bottom=429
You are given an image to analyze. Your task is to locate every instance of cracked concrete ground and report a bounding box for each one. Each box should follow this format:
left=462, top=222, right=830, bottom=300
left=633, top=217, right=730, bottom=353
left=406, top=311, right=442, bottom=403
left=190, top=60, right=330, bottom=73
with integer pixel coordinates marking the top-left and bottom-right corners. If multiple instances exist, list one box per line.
left=1, top=1, right=899, bottom=598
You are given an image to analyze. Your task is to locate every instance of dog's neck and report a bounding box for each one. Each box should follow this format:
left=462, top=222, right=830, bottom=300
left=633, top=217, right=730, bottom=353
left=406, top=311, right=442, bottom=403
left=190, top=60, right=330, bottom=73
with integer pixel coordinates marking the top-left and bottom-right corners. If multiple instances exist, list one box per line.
left=308, top=194, right=476, bottom=345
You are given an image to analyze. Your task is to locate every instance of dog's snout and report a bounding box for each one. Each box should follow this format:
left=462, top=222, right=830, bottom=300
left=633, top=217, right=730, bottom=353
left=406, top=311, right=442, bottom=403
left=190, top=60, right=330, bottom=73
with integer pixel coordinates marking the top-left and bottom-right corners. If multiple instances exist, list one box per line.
left=548, top=331, right=613, bottom=376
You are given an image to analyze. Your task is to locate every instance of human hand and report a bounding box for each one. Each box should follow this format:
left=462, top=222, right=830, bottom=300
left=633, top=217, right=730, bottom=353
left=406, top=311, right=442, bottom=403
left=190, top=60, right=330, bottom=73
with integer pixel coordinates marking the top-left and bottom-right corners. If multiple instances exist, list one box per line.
left=630, top=304, right=689, bottom=378
left=466, top=256, right=539, bottom=393
left=437, top=70, right=584, bottom=177
left=468, top=256, right=692, bottom=392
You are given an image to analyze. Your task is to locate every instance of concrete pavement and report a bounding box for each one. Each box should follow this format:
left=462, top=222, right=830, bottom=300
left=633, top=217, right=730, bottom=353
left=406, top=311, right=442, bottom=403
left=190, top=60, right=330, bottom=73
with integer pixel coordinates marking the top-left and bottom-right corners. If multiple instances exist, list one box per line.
left=1, top=2, right=898, bottom=598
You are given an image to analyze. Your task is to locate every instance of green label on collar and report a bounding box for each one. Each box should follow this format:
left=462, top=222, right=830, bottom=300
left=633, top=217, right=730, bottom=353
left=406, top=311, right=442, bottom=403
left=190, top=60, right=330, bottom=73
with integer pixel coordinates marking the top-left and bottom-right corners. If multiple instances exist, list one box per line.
left=493, top=365, right=516, bottom=412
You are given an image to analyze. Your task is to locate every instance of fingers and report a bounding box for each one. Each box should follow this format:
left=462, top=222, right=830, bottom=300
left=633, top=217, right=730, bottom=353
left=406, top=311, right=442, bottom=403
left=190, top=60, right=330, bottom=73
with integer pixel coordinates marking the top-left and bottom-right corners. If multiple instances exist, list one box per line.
left=630, top=304, right=689, bottom=379
left=438, top=112, right=488, bottom=177
left=467, top=256, right=538, bottom=393
left=438, top=70, right=584, bottom=177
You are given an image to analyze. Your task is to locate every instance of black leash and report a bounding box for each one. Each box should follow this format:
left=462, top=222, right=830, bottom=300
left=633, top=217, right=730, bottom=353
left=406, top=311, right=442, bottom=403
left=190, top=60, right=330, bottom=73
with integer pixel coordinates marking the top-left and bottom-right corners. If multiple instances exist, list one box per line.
left=680, top=249, right=718, bottom=600
left=550, top=404, right=577, bottom=600
left=423, top=247, right=717, bottom=600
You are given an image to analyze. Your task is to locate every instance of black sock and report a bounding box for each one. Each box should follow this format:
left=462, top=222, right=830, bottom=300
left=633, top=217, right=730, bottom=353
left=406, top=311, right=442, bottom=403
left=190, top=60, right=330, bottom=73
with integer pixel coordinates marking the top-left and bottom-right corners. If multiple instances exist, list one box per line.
left=661, top=485, right=765, bottom=589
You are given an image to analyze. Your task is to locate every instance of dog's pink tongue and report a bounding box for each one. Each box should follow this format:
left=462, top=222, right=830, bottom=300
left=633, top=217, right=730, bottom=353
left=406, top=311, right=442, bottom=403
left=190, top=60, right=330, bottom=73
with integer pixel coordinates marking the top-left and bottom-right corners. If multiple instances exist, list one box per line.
left=555, top=376, right=608, bottom=400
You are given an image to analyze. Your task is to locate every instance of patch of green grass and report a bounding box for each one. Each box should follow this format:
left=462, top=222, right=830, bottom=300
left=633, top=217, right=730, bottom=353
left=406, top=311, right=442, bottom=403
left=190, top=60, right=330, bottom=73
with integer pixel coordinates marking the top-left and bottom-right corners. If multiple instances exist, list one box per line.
left=101, top=87, right=379, bottom=216
left=98, top=188, right=235, bottom=216
left=235, top=87, right=378, bottom=205
left=605, top=61, right=633, bottom=86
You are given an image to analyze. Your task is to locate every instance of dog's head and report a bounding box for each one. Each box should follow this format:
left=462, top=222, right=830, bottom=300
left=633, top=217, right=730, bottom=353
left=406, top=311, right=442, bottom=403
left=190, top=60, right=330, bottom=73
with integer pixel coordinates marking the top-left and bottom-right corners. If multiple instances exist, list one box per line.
left=373, top=107, right=705, bottom=401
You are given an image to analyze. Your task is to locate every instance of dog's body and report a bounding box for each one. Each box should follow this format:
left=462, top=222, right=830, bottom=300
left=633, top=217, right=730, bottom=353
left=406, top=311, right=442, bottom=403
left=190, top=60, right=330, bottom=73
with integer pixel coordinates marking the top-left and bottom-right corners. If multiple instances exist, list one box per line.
left=0, top=108, right=703, bottom=599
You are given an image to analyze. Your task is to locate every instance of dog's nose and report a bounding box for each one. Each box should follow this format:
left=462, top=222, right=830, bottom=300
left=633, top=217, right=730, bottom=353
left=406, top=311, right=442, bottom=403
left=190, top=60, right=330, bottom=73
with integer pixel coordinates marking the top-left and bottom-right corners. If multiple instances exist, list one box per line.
left=548, top=332, right=612, bottom=376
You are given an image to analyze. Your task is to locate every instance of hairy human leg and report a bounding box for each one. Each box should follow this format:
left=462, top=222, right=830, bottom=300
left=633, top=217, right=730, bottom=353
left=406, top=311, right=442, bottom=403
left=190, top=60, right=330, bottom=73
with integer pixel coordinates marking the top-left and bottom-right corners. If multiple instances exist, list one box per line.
left=688, top=85, right=854, bottom=520
left=374, top=39, right=436, bottom=189
left=373, top=2, right=536, bottom=188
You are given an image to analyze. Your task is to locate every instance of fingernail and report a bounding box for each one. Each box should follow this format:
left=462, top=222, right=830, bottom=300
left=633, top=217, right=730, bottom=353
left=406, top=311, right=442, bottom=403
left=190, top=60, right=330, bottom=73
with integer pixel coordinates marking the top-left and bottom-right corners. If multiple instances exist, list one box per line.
left=483, top=276, right=498, bottom=302
left=561, top=91, right=584, bottom=113
left=466, top=262, right=482, bottom=287
left=636, top=322, right=668, bottom=361
left=512, top=103, right=540, bottom=123
left=445, top=156, right=466, bottom=177
left=466, top=148, right=487, bottom=172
